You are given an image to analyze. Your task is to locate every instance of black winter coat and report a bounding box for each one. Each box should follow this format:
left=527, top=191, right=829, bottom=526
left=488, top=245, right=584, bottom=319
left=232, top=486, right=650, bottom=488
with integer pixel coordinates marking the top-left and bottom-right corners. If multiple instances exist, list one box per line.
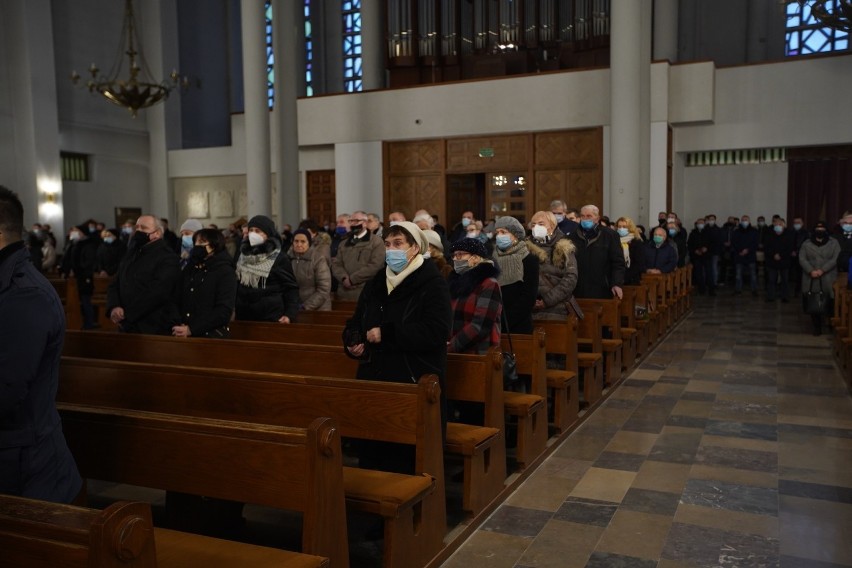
left=61, top=237, right=98, bottom=294
left=687, top=228, right=713, bottom=263
left=177, top=250, right=237, bottom=337
left=764, top=229, right=796, bottom=269
left=623, top=238, right=647, bottom=285
left=95, top=240, right=126, bottom=276
left=836, top=232, right=852, bottom=273
left=107, top=238, right=181, bottom=334
left=568, top=226, right=626, bottom=299
left=344, top=260, right=452, bottom=429
left=234, top=241, right=300, bottom=323
left=498, top=253, right=539, bottom=333
left=0, top=242, right=81, bottom=503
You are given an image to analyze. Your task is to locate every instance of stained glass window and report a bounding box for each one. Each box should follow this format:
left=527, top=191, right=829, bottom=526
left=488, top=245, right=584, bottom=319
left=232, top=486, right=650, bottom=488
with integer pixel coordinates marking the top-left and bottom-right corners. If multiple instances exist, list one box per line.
left=343, top=0, right=363, bottom=92
left=265, top=1, right=275, bottom=108
left=305, top=0, right=313, bottom=97
left=785, top=1, right=849, bottom=56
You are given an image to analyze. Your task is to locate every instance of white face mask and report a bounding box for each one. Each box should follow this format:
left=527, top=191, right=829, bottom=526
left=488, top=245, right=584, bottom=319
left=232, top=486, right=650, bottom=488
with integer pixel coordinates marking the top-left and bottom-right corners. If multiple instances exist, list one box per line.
left=532, top=225, right=548, bottom=239
left=248, top=232, right=266, bottom=247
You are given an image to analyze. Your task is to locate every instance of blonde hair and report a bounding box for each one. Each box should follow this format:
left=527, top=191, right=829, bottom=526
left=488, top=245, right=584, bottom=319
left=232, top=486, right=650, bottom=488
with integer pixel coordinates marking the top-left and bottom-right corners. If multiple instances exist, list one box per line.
left=616, top=216, right=641, bottom=239
left=530, top=211, right=558, bottom=232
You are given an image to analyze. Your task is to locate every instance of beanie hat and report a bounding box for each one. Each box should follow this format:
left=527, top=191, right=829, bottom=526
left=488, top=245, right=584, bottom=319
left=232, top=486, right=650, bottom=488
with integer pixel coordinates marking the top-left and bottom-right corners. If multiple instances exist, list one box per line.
left=393, top=221, right=429, bottom=256
left=495, top=216, right=525, bottom=241
left=423, top=229, right=443, bottom=253
left=180, top=218, right=203, bottom=233
left=247, top=215, right=278, bottom=240
left=451, top=237, right=488, bottom=258
left=293, top=228, right=312, bottom=245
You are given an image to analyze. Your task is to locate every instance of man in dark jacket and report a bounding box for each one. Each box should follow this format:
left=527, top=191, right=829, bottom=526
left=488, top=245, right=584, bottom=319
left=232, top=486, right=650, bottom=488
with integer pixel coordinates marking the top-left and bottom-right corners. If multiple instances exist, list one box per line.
left=790, top=216, right=809, bottom=296
left=688, top=218, right=715, bottom=295
left=764, top=218, right=795, bottom=302
left=568, top=204, right=625, bottom=299
left=731, top=214, right=760, bottom=296
left=60, top=224, right=100, bottom=328
left=0, top=185, right=81, bottom=503
left=704, top=214, right=723, bottom=287
left=644, top=227, right=679, bottom=274
left=107, top=215, right=181, bottom=334
left=836, top=211, right=852, bottom=274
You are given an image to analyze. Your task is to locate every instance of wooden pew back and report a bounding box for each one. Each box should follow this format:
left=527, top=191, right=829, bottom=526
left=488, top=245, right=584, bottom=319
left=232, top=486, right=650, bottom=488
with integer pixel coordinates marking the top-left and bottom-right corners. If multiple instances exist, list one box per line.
left=60, top=404, right=349, bottom=568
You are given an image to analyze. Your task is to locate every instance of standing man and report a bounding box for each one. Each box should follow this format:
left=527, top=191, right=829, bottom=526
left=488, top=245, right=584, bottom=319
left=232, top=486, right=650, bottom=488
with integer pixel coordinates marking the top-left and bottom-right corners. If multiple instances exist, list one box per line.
left=448, top=210, right=475, bottom=243
left=568, top=204, right=625, bottom=299
left=835, top=211, right=852, bottom=275
left=764, top=217, right=795, bottom=303
left=550, top=200, right=580, bottom=235
left=688, top=218, right=715, bottom=295
left=731, top=215, right=760, bottom=296
left=331, top=210, right=385, bottom=301
left=704, top=214, right=722, bottom=291
left=790, top=216, right=809, bottom=296
left=0, top=185, right=81, bottom=503
left=107, top=215, right=181, bottom=334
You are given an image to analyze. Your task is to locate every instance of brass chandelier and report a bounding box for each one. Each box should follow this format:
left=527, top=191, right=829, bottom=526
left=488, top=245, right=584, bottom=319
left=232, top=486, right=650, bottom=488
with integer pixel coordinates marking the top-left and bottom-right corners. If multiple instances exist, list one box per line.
left=71, top=0, right=189, bottom=117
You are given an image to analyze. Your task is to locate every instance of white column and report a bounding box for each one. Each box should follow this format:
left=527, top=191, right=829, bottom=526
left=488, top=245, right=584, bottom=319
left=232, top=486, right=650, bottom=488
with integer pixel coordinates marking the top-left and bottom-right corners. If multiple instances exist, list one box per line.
left=609, top=0, right=651, bottom=223
left=653, top=0, right=679, bottom=62
left=360, top=0, right=384, bottom=90
left=273, top=0, right=303, bottom=226
left=242, top=0, right=272, bottom=218
left=141, top=0, right=172, bottom=221
left=2, top=0, right=63, bottom=234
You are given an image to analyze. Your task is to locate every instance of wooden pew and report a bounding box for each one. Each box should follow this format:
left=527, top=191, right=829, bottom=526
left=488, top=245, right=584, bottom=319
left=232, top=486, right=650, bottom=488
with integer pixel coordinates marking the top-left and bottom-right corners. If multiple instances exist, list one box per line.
left=622, top=284, right=653, bottom=358
left=0, top=494, right=329, bottom=568
left=831, top=279, right=849, bottom=365
left=60, top=405, right=349, bottom=568
left=571, top=303, right=605, bottom=405
left=640, top=276, right=669, bottom=339
left=616, top=286, right=639, bottom=370
left=58, top=358, right=445, bottom=568
left=63, top=331, right=507, bottom=519
left=532, top=316, right=581, bottom=433
left=60, top=276, right=118, bottom=330
left=576, top=299, right=624, bottom=387
left=294, top=310, right=352, bottom=326
left=331, top=300, right=358, bottom=313
left=500, top=328, right=548, bottom=470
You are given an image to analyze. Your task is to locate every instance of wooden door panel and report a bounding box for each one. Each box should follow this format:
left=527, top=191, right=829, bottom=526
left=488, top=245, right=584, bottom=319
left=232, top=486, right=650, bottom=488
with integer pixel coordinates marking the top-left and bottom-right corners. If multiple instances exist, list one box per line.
left=306, top=170, right=336, bottom=226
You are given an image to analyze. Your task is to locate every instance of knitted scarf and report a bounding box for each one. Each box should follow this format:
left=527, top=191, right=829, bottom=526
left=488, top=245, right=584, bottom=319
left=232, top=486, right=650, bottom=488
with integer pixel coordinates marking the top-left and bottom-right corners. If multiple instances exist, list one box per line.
left=620, top=234, right=633, bottom=268
left=386, top=253, right=424, bottom=293
left=495, top=240, right=528, bottom=287
left=236, top=246, right=280, bottom=288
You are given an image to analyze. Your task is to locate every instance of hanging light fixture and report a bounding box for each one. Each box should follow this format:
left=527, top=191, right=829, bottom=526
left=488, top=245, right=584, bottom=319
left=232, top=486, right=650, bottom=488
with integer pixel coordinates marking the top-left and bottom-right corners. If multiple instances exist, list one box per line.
left=70, top=0, right=190, bottom=117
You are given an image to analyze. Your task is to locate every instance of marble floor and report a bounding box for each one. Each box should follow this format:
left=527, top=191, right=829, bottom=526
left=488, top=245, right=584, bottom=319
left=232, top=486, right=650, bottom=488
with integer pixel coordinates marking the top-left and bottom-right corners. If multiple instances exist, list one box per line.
left=441, top=293, right=852, bottom=568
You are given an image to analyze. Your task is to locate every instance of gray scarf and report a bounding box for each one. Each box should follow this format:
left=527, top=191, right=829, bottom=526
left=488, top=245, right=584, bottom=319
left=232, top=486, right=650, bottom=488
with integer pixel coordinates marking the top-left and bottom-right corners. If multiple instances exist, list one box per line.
left=236, top=248, right=280, bottom=288
left=495, top=240, right=528, bottom=286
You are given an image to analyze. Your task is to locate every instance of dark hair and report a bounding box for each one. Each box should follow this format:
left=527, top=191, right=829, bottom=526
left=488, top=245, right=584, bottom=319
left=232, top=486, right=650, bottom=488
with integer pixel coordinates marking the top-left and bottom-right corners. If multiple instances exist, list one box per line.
left=194, top=228, right=225, bottom=254
left=298, top=218, right=321, bottom=233
left=384, top=224, right=416, bottom=246
left=0, top=185, right=24, bottom=240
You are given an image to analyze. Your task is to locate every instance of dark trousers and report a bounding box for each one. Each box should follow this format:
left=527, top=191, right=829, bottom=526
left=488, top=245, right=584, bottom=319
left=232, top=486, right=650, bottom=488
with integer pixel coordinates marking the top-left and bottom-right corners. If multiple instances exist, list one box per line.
left=766, top=267, right=789, bottom=300
left=692, top=257, right=715, bottom=294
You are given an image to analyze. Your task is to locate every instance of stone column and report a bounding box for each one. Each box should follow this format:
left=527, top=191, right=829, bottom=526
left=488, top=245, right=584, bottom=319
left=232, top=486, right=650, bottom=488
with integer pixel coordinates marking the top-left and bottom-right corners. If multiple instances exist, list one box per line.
left=241, top=0, right=272, bottom=217
left=653, top=0, right=679, bottom=62
left=360, top=0, right=384, bottom=90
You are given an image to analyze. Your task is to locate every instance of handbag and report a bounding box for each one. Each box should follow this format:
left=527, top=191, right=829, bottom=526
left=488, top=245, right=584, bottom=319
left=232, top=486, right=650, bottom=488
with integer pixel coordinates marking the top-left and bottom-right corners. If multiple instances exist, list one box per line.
left=501, top=312, right=522, bottom=392
left=804, top=279, right=827, bottom=315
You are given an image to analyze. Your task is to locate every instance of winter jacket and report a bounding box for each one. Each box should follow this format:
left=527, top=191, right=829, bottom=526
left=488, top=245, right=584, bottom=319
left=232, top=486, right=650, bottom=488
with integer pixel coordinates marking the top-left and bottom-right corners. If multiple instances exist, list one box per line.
left=61, top=237, right=98, bottom=295
left=331, top=232, right=386, bottom=301
left=527, top=234, right=577, bottom=321
left=0, top=241, right=81, bottom=503
left=234, top=240, right=301, bottom=323
left=288, top=246, right=332, bottom=311
left=687, top=227, right=713, bottom=263
left=622, top=237, right=648, bottom=285
left=644, top=240, right=678, bottom=274
left=799, top=237, right=841, bottom=299
left=568, top=225, right=626, bottom=299
left=492, top=241, right=538, bottom=333
left=763, top=229, right=796, bottom=270
left=107, top=238, right=181, bottom=334
left=836, top=231, right=852, bottom=273
left=176, top=250, right=237, bottom=337
left=447, top=262, right=502, bottom=354
left=731, top=226, right=760, bottom=264
left=95, top=239, right=126, bottom=276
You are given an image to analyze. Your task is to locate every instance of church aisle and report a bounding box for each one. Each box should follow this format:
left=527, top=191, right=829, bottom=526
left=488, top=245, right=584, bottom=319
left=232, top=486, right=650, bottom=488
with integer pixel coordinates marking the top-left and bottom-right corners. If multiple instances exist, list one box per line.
left=441, top=293, right=852, bottom=568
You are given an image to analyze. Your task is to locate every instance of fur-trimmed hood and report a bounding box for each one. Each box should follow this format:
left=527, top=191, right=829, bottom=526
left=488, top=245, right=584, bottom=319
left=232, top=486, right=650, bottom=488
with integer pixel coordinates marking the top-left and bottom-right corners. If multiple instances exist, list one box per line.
left=527, top=236, right=576, bottom=268
left=448, top=261, right=500, bottom=299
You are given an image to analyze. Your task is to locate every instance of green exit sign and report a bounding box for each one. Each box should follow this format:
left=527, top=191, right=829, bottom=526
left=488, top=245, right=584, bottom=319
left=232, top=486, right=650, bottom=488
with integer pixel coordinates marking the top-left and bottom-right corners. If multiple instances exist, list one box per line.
left=478, top=148, right=494, bottom=158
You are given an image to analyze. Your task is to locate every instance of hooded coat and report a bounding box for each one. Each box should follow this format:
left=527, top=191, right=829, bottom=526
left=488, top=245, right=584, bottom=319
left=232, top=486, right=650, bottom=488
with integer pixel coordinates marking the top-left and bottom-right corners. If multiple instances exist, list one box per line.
left=526, top=235, right=578, bottom=320
left=0, top=242, right=81, bottom=503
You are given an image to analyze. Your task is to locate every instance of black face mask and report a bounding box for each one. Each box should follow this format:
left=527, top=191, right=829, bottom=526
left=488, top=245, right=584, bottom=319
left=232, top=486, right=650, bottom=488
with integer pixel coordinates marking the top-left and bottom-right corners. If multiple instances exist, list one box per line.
left=130, top=230, right=151, bottom=248
left=189, top=245, right=209, bottom=263
left=349, top=224, right=363, bottom=234
left=813, top=230, right=828, bottom=241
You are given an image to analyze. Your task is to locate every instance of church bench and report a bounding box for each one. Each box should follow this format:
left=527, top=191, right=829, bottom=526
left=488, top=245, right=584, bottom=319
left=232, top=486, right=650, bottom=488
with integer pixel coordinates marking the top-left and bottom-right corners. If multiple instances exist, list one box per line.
left=63, top=332, right=507, bottom=519
left=499, top=328, right=548, bottom=470
left=533, top=317, right=582, bottom=430
left=615, top=285, right=640, bottom=370
left=331, top=299, right=358, bottom=313
left=58, top=405, right=349, bottom=568
left=623, top=283, right=655, bottom=355
left=293, top=310, right=353, bottom=326
left=831, top=280, right=849, bottom=366
left=569, top=303, right=605, bottom=405
left=639, top=276, right=668, bottom=339
left=59, top=275, right=117, bottom=330
left=57, top=357, right=446, bottom=568
left=576, top=298, right=625, bottom=387
left=0, top=494, right=329, bottom=568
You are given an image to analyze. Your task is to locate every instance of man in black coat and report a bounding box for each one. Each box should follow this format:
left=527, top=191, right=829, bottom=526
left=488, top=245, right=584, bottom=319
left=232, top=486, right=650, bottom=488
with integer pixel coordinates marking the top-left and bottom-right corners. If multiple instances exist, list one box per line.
left=568, top=204, right=625, bottom=299
left=107, top=215, right=181, bottom=334
left=60, top=224, right=100, bottom=328
left=0, top=185, right=82, bottom=503
left=687, top=218, right=715, bottom=295
left=790, top=216, right=809, bottom=296
left=764, top=218, right=795, bottom=302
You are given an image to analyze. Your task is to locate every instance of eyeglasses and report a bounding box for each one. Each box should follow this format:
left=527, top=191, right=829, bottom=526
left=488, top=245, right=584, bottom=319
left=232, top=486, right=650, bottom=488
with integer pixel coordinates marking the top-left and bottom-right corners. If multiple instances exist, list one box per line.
left=349, top=218, right=367, bottom=224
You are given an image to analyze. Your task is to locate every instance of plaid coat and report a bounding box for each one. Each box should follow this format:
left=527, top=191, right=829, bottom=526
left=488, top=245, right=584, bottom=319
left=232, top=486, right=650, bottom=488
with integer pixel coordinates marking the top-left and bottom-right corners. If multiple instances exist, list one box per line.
left=448, top=262, right=502, bottom=354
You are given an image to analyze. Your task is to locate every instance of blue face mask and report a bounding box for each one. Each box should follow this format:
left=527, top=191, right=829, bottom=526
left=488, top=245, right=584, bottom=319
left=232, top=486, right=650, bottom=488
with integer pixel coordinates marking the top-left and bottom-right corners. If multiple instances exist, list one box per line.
left=335, top=226, right=348, bottom=236
left=696, top=224, right=705, bottom=231
left=843, top=223, right=852, bottom=233
left=617, top=227, right=629, bottom=237
left=773, top=225, right=784, bottom=234
left=385, top=247, right=412, bottom=273
left=461, top=217, right=471, bottom=227
left=668, top=228, right=677, bottom=237
left=181, top=235, right=193, bottom=248
left=793, top=223, right=802, bottom=231
left=103, top=236, right=116, bottom=244
left=580, top=219, right=595, bottom=231
left=741, top=221, right=750, bottom=229
left=495, top=234, right=513, bottom=250
left=554, top=214, right=565, bottom=224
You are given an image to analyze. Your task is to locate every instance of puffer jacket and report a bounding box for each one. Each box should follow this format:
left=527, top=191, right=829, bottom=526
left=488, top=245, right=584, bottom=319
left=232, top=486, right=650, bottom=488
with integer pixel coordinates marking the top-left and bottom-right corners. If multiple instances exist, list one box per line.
left=527, top=234, right=578, bottom=320
left=287, top=246, right=332, bottom=311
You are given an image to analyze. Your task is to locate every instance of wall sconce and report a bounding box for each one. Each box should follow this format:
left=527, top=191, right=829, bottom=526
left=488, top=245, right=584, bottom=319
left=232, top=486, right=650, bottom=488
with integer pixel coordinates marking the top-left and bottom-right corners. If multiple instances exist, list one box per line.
left=45, top=193, right=57, bottom=204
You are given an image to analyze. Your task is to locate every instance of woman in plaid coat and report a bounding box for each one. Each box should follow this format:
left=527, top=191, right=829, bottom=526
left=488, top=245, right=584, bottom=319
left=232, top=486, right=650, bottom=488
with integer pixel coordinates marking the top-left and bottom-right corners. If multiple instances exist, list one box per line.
left=447, top=238, right=502, bottom=354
